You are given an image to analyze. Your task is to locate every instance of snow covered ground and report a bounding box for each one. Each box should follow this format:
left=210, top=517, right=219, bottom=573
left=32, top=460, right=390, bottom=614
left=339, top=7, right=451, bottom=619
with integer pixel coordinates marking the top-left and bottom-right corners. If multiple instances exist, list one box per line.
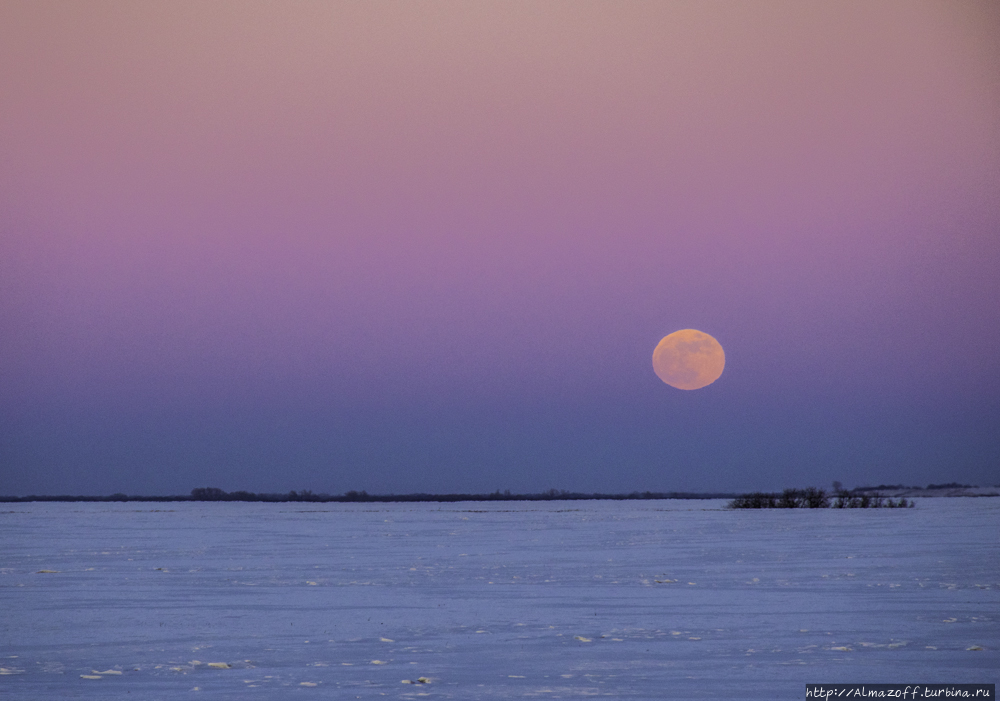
left=1, top=498, right=997, bottom=699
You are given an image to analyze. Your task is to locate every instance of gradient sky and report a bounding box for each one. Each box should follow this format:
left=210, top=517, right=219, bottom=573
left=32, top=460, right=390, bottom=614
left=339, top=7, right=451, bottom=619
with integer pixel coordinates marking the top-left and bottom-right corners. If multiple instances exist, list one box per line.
left=2, top=1, right=999, bottom=496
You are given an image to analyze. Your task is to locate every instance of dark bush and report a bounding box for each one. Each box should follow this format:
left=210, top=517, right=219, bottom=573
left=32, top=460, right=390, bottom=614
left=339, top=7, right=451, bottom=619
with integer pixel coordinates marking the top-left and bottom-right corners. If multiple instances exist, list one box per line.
left=728, top=492, right=777, bottom=509
left=778, top=489, right=802, bottom=508
left=802, top=487, right=829, bottom=508
left=191, top=487, right=227, bottom=501
left=729, top=486, right=906, bottom=509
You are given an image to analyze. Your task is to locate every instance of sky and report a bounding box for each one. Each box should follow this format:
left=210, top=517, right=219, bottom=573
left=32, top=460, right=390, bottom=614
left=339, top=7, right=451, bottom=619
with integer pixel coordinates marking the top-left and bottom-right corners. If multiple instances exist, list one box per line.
left=2, top=0, right=999, bottom=496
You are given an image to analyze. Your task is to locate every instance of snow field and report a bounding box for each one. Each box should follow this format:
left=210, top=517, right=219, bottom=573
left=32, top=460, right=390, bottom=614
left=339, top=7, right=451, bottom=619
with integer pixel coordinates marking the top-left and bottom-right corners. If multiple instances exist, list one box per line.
left=1, top=498, right=997, bottom=699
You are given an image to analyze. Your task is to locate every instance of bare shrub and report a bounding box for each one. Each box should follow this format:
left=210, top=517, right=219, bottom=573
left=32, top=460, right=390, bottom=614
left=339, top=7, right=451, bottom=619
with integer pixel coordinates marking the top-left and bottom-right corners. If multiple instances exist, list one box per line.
left=727, top=492, right=777, bottom=509
left=802, top=487, right=829, bottom=508
left=778, top=489, right=802, bottom=508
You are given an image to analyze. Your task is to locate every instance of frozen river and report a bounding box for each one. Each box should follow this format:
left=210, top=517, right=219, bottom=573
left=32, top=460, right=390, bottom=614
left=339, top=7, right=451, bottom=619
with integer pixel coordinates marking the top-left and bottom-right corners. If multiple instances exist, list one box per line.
left=1, top=498, right=997, bottom=699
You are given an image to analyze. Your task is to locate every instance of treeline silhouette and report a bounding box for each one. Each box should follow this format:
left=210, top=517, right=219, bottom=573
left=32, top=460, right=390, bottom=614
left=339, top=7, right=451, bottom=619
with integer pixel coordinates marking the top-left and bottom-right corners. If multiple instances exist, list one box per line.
left=728, top=488, right=913, bottom=509
left=1, top=487, right=737, bottom=504
left=854, top=482, right=973, bottom=491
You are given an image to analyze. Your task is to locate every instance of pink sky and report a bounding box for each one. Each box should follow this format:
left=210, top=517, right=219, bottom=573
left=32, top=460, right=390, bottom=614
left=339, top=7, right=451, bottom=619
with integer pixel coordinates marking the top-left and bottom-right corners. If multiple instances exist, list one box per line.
left=2, top=1, right=998, bottom=494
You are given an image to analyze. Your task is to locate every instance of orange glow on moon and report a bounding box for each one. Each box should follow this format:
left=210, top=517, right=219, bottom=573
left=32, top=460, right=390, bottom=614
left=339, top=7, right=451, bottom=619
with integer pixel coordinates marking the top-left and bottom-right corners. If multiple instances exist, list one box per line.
left=652, top=329, right=725, bottom=390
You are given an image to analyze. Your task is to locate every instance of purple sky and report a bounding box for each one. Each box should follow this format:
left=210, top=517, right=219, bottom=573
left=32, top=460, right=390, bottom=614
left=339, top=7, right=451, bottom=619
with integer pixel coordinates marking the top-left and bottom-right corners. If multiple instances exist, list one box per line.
left=2, top=1, right=999, bottom=495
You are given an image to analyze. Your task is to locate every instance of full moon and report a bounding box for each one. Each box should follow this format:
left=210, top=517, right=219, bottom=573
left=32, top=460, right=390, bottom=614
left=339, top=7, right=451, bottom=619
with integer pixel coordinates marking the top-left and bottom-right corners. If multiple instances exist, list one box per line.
left=652, top=329, right=725, bottom=390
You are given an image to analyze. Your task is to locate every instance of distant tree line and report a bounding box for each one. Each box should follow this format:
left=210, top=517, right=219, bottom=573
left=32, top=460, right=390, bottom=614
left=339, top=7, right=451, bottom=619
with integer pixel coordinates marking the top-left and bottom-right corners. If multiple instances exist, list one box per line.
left=728, top=488, right=913, bottom=509
left=853, top=482, right=974, bottom=491
left=5, top=483, right=982, bottom=505
left=1, top=488, right=738, bottom=504
left=183, top=487, right=742, bottom=503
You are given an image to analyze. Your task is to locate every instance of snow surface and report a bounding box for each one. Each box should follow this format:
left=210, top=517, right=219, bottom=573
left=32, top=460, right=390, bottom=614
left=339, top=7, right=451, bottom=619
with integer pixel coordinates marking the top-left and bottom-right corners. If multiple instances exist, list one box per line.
left=1, top=498, right=997, bottom=699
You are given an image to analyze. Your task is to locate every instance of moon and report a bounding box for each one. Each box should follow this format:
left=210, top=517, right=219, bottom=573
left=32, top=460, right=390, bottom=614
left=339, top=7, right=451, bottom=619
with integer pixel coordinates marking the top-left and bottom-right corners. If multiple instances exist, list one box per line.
left=652, top=329, right=725, bottom=390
